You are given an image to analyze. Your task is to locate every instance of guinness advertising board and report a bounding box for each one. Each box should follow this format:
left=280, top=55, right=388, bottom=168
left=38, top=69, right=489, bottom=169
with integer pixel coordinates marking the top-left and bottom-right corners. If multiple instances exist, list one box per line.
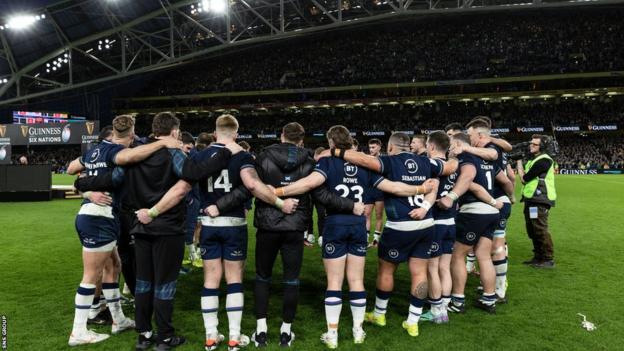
left=0, top=121, right=99, bottom=146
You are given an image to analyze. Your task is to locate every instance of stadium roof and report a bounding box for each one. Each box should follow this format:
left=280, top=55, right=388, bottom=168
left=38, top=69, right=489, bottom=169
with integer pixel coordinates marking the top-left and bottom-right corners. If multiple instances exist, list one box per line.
left=1, top=0, right=623, bottom=106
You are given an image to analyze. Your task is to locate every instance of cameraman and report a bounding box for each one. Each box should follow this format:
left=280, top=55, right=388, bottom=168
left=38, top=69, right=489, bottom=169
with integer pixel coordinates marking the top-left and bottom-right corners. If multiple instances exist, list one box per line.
left=515, top=135, right=557, bottom=269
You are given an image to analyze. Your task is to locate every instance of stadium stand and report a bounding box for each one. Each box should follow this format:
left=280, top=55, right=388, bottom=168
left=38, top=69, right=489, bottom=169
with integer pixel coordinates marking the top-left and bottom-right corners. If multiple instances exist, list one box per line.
left=140, top=7, right=624, bottom=96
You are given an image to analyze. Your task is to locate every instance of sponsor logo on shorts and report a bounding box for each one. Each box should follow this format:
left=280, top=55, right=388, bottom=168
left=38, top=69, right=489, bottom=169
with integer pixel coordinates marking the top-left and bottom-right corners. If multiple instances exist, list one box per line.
left=429, top=242, right=439, bottom=253
left=83, top=237, right=96, bottom=245
left=466, top=232, right=476, bottom=241
left=200, top=248, right=207, bottom=256
left=231, top=250, right=244, bottom=257
left=500, top=219, right=507, bottom=227
left=325, top=243, right=336, bottom=254
left=388, top=249, right=399, bottom=259
left=356, top=245, right=367, bottom=253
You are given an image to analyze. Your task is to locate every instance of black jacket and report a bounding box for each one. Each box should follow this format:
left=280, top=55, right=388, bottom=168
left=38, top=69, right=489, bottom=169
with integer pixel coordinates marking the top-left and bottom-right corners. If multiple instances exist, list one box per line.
left=215, top=143, right=354, bottom=232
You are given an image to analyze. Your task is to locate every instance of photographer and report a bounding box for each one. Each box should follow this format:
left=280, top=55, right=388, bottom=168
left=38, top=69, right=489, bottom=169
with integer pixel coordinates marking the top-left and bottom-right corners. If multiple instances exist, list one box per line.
left=515, top=135, right=557, bottom=269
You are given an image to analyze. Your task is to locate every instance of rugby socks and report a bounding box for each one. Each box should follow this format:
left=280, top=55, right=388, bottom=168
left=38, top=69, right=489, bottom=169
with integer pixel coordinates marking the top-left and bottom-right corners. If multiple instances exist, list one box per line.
left=324, top=290, right=342, bottom=332
left=429, top=297, right=443, bottom=316
left=72, top=283, right=96, bottom=335
left=226, top=283, right=244, bottom=337
left=480, top=292, right=496, bottom=306
left=349, top=291, right=367, bottom=327
left=102, top=282, right=126, bottom=322
left=280, top=322, right=292, bottom=335
left=407, top=294, right=424, bottom=324
left=494, top=258, right=508, bottom=298
left=256, top=318, right=267, bottom=334
left=466, top=253, right=477, bottom=272
left=451, top=294, right=465, bottom=307
left=201, top=288, right=219, bottom=338
left=374, top=289, right=392, bottom=318
left=442, top=295, right=452, bottom=308
left=88, top=295, right=102, bottom=319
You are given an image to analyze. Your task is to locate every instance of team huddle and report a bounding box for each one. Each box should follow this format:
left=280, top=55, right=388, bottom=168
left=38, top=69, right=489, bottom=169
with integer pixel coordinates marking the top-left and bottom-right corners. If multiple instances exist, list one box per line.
left=65, top=112, right=516, bottom=350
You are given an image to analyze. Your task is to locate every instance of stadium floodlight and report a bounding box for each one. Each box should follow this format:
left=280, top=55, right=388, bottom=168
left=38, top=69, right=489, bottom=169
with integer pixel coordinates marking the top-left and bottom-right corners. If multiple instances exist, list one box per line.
left=6, top=15, right=37, bottom=30
left=210, top=0, right=227, bottom=13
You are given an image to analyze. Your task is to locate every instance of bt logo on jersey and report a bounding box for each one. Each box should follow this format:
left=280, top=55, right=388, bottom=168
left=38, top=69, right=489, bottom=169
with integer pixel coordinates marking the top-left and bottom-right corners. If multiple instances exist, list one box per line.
left=344, top=163, right=358, bottom=177
left=405, top=159, right=419, bottom=174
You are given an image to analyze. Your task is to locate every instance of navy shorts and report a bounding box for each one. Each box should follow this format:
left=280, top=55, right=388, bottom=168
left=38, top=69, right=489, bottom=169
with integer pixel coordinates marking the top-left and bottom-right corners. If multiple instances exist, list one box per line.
left=322, top=215, right=368, bottom=259
left=494, top=203, right=512, bottom=237
left=431, top=221, right=456, bottom=257
left=185, top=198, right=200, bottom=244
left=200, top=225, right=248, bottom=261
left=75, top=214, right=119, bottom=249
left=378, top=224, right=434, bottom=263
left=456, top=213, right=499, bottom=246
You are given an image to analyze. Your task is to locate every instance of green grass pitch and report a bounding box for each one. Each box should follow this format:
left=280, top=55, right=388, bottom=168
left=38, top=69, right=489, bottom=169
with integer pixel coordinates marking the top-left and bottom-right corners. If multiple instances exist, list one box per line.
left=1, top=175, right=623, bottom=350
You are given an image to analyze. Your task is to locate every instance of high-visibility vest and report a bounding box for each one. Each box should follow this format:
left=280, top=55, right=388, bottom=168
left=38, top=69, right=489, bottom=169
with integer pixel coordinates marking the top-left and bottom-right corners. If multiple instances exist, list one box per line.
left=522, top=153, right=556, bottom=206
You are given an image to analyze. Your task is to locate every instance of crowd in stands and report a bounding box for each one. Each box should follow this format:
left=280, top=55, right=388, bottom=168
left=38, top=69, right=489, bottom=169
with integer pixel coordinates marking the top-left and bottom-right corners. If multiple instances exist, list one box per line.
left=141, top=7, right=624, bottom=96
left=132, top=98, right=624, bottom=136
left=11, top=146, right=81, bottom=173
left=556, top=136, right=624, bottom=170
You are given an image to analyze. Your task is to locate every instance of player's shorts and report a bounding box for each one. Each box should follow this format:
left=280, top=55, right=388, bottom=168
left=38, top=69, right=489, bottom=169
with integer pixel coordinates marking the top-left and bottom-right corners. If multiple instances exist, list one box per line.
left=75, top=214, right=119, bottom=252
left=456, top=213, right=499, bottom=246
left=199, top=217, right=248, bottom=261
left=185, top=197, right=201, bottom=244
left=378, top=219, right=435, bottom=263
left=365, top=187, right=384, bottom=205
left=322, top=215, right=368, bottom=259
left=431, top=217, right=456, bottom=257
left=493, top=202, right=512, bottom=238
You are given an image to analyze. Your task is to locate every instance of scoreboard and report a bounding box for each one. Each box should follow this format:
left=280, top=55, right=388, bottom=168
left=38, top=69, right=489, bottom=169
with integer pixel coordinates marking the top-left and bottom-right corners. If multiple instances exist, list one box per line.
left=12, top=111, right=86, bottom=124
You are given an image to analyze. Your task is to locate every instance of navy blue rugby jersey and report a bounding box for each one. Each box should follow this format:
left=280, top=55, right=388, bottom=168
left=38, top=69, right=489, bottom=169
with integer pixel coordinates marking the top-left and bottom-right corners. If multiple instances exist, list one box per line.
left=192, top=143, right=255, bottom=218
left=79, top=140, right=125, bottom=210
left=457, top=152, right=500, bottom=206
left=378, top=152, right=444, bottom=222
left=432, top=157, right=458, bottom=220
left=485, top=142, right=508, bottom=199
left=314, top=157, right=382, bottom=221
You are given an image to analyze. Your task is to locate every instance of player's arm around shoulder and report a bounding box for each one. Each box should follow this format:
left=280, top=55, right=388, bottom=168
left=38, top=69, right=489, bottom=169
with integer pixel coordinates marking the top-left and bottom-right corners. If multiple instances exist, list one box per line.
left=114, top=138, right=178, bottom=166
left=136, top=180, right=192, bottom=225
left=276, top=171, right=326, bottom=197
left=335, top=149, right=382, bottom=173
left=67, top=157, right=84, bottom=175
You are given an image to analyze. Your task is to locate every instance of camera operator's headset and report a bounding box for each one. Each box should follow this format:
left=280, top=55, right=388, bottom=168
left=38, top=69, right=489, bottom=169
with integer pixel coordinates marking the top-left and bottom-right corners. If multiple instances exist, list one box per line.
left=536, top=135, right=558, bottom=156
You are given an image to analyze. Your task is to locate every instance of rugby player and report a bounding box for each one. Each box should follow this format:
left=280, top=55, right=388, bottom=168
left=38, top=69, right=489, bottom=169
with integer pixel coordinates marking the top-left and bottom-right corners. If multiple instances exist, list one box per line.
left=410, top=135, right=427, bottom=156
left=365, top=138, right=384, bottom=247
left=439, top=132, right=501, bottom=314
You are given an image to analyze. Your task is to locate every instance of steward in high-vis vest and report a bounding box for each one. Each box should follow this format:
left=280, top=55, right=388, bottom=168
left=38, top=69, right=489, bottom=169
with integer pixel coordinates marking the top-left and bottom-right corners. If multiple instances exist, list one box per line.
left=516, top=135, right=557, bottom=268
